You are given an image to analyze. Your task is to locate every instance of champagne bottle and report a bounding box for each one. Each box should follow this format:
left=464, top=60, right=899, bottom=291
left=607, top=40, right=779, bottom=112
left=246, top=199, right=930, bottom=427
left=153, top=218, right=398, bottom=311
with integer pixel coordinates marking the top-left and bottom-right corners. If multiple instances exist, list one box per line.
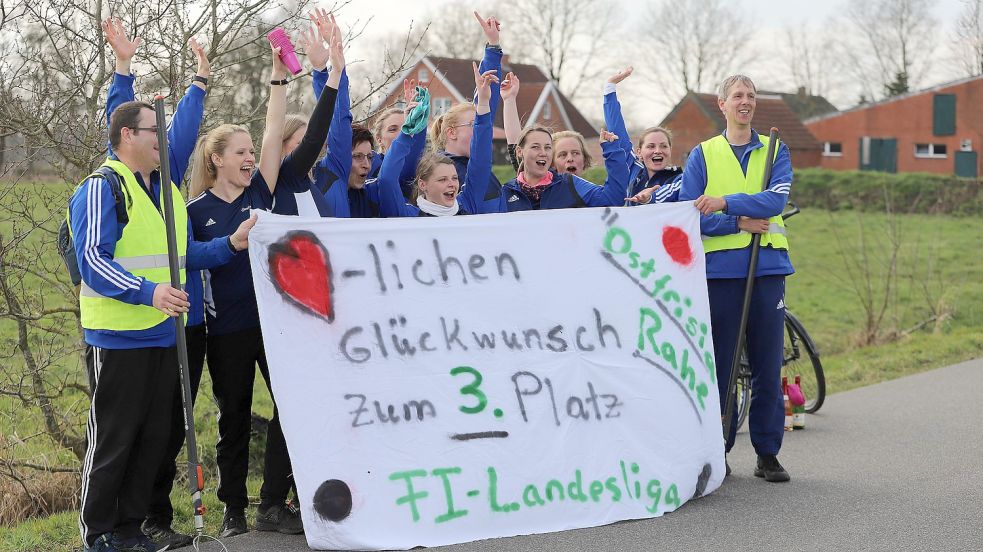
left=792, top=375, right=806, bottom=429
left=783, top=377, right=793, bottom=432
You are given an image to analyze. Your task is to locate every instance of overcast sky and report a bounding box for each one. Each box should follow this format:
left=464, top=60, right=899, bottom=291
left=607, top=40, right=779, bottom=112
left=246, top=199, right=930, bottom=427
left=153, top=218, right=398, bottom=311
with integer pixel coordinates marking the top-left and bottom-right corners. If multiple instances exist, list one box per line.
left=332, top=0, right=968, bottom=127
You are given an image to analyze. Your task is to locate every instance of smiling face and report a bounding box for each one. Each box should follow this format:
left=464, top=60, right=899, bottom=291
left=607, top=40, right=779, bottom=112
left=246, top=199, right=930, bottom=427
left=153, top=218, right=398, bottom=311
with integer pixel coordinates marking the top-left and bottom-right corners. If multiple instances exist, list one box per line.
left=212, top=131, right=255, bottom=188
left=518, top=130, right=553, bottom=182
left=637, top=130, right=672, bottom=174
left=378, top=112, right=405, bottom=152
left=719, top=80, right=756, bottom=130
left=419, top=163, right=460, bottom=207
left=553, top=137, right=586, bottom=176
left=120, top=108, right=161, bottom=173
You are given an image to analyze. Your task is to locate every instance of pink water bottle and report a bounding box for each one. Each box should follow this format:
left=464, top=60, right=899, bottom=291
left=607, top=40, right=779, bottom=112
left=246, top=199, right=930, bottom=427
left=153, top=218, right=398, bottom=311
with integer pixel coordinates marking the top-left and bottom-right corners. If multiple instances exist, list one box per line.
left=267, top=27, right=303, bottom=75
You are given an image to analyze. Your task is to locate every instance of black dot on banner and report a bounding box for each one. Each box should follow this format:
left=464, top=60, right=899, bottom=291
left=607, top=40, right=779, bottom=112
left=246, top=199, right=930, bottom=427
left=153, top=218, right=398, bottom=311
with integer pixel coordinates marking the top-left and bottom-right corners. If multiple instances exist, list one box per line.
left=493, top=408, right=504, bottom=418
left=313, top=479, right=353, bottom=522
left=692, top=463, right=712, bottom=499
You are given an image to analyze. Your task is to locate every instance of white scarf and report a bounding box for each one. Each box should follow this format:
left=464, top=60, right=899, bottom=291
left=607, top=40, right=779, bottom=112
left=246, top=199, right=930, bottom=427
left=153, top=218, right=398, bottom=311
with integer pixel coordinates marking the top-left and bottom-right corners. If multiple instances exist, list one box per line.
left=416, top=196, right=459, bottom=216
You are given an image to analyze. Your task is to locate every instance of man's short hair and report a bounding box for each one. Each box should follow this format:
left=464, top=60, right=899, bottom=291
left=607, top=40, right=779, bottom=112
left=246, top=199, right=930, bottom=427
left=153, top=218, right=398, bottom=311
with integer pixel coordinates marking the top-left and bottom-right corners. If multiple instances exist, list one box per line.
left=717, top=75, right=757, bottom=101
left=109, top=101, right=155, bottom=150
left=352, top=125, right=376, bottom=150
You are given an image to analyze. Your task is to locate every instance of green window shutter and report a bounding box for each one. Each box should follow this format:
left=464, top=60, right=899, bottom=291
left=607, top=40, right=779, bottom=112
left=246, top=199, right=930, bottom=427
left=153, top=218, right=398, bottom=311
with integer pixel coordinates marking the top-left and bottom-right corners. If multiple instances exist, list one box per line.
left=933, top=94, right=956, bottom=136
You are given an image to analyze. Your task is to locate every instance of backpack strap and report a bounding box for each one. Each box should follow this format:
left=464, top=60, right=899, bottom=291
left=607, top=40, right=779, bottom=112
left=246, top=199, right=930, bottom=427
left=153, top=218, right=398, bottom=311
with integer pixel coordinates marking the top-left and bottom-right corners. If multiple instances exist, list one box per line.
left=89, top=165, right=130, bottom=224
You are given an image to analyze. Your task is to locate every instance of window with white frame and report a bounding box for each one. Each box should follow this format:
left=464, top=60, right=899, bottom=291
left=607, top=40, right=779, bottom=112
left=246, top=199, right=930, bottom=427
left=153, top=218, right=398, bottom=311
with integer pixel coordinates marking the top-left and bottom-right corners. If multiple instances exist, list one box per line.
left=417, top=68, right=429, bottom=82
left=432, top=97, right=452, bottom=116
left=543, top=101, right=552, bottom=120
left=823, top=142, right=843, bottom=157
left=914, top=143, right=948, bottom=158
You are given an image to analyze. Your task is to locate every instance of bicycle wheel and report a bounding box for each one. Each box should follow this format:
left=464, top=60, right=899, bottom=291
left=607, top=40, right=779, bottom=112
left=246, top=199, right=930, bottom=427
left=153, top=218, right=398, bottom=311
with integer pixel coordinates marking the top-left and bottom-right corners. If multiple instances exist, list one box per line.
left=782, top=311, right=825, bottom=413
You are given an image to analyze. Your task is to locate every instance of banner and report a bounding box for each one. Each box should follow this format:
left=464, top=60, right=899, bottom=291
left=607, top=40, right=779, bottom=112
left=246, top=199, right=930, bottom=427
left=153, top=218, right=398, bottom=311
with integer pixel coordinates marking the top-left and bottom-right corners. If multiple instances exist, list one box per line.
left=248, top=203, right=724, bottom=550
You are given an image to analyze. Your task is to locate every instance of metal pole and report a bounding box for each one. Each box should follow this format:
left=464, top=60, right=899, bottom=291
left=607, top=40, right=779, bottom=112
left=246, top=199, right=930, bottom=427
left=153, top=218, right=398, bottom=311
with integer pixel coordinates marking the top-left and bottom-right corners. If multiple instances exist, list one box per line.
left=154, top=96, right=206, bottom=537
left=721, top=127, right=780, bottom=446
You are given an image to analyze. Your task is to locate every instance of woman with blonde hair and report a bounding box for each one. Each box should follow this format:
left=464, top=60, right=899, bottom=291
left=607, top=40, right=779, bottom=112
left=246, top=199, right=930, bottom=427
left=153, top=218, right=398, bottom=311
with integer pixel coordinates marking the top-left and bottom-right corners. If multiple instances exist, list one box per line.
left=378, top=63, right=499, bottom=217
left=185, top=28, right=340, bottom=537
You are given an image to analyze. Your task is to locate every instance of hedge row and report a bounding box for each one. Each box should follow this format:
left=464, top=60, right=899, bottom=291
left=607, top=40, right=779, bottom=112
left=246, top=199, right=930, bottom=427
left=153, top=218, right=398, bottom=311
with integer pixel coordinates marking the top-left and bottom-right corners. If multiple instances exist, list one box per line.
left=490, top=165, right=983, bottom=215
left=793, top=168, right=983, bottom=216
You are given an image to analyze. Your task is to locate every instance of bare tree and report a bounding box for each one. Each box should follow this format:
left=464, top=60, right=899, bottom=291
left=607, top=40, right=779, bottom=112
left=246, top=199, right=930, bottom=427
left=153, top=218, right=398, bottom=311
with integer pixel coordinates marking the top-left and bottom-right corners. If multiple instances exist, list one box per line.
left=782, top=21, right=842, bottom=99
left=637, top=0, right=753, bottom=108
left=503, top=0, right=615, bottom=102
left=837, top=0, right=938, bottom=101
left=952, top=0, right=983, bottom=77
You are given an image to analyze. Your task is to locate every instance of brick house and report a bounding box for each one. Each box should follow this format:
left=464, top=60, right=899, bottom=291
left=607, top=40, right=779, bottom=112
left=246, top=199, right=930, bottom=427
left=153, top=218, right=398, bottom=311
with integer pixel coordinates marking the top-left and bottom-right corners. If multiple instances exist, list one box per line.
left=371, top=55, right=600, bottom=164
left=658, top=91, right=830, bottom=168
left=804, top=76, right=983, bottom=177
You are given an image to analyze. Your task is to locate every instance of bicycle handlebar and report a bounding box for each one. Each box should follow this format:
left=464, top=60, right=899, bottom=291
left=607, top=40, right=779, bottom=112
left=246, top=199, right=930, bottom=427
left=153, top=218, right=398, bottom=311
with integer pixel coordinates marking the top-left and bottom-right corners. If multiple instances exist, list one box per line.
left=781, top=201, right=800, bottom=221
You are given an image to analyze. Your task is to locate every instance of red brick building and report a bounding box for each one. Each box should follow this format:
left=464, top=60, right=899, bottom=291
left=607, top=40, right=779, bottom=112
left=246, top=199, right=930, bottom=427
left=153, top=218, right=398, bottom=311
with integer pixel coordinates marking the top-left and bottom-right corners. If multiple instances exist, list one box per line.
left=371, top=55, right=600, bottom=164
left=804, top=76, right=983, bottom=177
left=659, top=91, right=829, bottom=168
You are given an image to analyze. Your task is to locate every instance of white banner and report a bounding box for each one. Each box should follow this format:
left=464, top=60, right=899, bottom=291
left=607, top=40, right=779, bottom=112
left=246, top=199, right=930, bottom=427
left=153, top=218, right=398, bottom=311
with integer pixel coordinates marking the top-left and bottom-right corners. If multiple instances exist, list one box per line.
left=248, top=203, right=724, bottom=550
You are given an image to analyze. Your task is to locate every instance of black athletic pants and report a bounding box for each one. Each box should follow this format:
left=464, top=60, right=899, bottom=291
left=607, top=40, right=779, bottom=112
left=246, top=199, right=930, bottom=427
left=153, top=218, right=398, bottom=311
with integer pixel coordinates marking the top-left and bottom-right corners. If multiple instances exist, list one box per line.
left=207, top=326, right=292, bottom=511
left=79, top=346, right=177, bottom=547
left=145, top=323, right=207, bottom=526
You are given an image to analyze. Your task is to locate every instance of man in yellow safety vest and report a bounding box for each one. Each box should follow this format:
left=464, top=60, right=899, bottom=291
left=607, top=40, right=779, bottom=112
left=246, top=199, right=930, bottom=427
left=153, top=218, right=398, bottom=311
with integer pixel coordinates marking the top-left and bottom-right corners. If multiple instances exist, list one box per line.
left=679, top=75, right=794, bottom=483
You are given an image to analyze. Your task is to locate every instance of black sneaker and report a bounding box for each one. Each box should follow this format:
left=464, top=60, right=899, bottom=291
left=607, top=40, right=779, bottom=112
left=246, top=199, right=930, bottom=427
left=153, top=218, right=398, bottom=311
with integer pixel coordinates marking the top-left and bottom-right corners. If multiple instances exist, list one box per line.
left=142, top=520, right=193, bottom=550
left=110, top=533, right=159, bottom=552
left=754, top=454, right=791, bottom=482
left=84, top=533, right=113, bottom=552
left=256, top=503, right=304, bottom=534
left=219, top=509, right=248, bottom=538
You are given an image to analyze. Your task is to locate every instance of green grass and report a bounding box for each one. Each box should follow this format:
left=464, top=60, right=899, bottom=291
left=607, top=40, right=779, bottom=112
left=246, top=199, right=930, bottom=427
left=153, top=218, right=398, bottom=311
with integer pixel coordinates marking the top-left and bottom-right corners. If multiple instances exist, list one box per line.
left=2, top=178, right=983, bottom=550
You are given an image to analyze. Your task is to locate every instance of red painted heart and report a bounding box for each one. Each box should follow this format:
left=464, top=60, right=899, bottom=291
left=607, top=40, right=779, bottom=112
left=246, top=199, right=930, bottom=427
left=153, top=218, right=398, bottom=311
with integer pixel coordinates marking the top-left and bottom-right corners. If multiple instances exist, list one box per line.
left=662, top=225, right=694, bottom=267
left=268, top=231, right=334, bottom=321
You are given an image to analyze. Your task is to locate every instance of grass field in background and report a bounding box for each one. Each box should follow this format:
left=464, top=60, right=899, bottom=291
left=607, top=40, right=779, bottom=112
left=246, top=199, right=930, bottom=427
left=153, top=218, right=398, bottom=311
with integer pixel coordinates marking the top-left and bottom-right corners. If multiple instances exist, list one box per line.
left=2, top=179, right=982, bottom=550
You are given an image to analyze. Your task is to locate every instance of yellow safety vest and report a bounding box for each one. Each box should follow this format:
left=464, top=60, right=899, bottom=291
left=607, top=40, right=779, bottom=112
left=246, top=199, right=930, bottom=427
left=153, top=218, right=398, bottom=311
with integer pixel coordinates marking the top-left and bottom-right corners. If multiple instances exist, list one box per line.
left=701, top=134, right=789, bottom=253
left=70, top=159, right=187, bottom=331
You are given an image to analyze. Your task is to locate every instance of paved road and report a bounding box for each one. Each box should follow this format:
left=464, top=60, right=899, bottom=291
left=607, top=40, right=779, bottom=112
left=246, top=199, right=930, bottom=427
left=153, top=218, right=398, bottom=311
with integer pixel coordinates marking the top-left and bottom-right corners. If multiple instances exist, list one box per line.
left=200, top=358, right=983, bottom=552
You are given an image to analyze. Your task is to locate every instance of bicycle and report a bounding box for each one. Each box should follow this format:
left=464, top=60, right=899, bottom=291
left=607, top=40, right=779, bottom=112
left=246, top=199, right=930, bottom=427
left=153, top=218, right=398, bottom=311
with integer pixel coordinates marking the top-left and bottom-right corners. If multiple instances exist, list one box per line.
left=734, top=203, right=825, bottom=431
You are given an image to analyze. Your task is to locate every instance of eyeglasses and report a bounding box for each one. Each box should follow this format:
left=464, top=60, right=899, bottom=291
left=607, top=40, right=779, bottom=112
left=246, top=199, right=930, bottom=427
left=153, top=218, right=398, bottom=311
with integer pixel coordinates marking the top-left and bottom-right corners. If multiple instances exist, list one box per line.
left=452, top=122, right=474, bottom=128
left=129, top=127, right=159, bottom=134
left=352, top=152, right=376, bottom=161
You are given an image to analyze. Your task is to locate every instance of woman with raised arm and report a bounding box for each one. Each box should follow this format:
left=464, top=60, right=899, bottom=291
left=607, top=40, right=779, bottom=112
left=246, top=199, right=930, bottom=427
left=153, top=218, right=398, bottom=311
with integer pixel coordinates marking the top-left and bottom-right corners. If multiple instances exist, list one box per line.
left=267, top=21, right=344, bottom=217
left=605, top=66, right=684, bottom=205
left=501, top=71, right=596, bottom=180
left=379, top=63, right=498, bottom=217
left=369, top=79, right=429, bottom=200
left=467, top=72, right=631, bottom=213
left=185, top=38, right=324, bottom=538
left=428, top=12, right=504, bottom=187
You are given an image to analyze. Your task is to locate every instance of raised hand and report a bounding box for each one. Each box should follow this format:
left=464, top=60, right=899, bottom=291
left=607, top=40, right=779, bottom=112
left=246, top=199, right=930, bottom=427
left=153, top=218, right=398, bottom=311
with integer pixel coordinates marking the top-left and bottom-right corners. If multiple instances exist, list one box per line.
left=311, top=6, right=333, bottom=42
left=102, top=17, right=141, bottom=74
left=473, top=11, right=501, bottom=45
left=500, top=71, right=520, bottom=101
left=600, top=130, right=619, bottom=143
left=473, top=61, right=499, bottom=107
left=325, top=14, right=345, bottom=72
left=403, top=78, right=420, bottom=104
left=608, top=66, right=633, bottom=85
left=271, top=44, right=287, bottom=80
left=189, top=37, right=209, bottom=81
left=297, top=24, right=328, bottom=71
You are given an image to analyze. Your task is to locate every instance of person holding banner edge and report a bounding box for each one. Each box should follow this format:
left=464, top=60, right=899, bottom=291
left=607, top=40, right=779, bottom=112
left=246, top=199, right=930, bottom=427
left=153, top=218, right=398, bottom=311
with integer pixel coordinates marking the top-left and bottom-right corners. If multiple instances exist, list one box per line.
left=679, top=74, right=794, bottom=482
